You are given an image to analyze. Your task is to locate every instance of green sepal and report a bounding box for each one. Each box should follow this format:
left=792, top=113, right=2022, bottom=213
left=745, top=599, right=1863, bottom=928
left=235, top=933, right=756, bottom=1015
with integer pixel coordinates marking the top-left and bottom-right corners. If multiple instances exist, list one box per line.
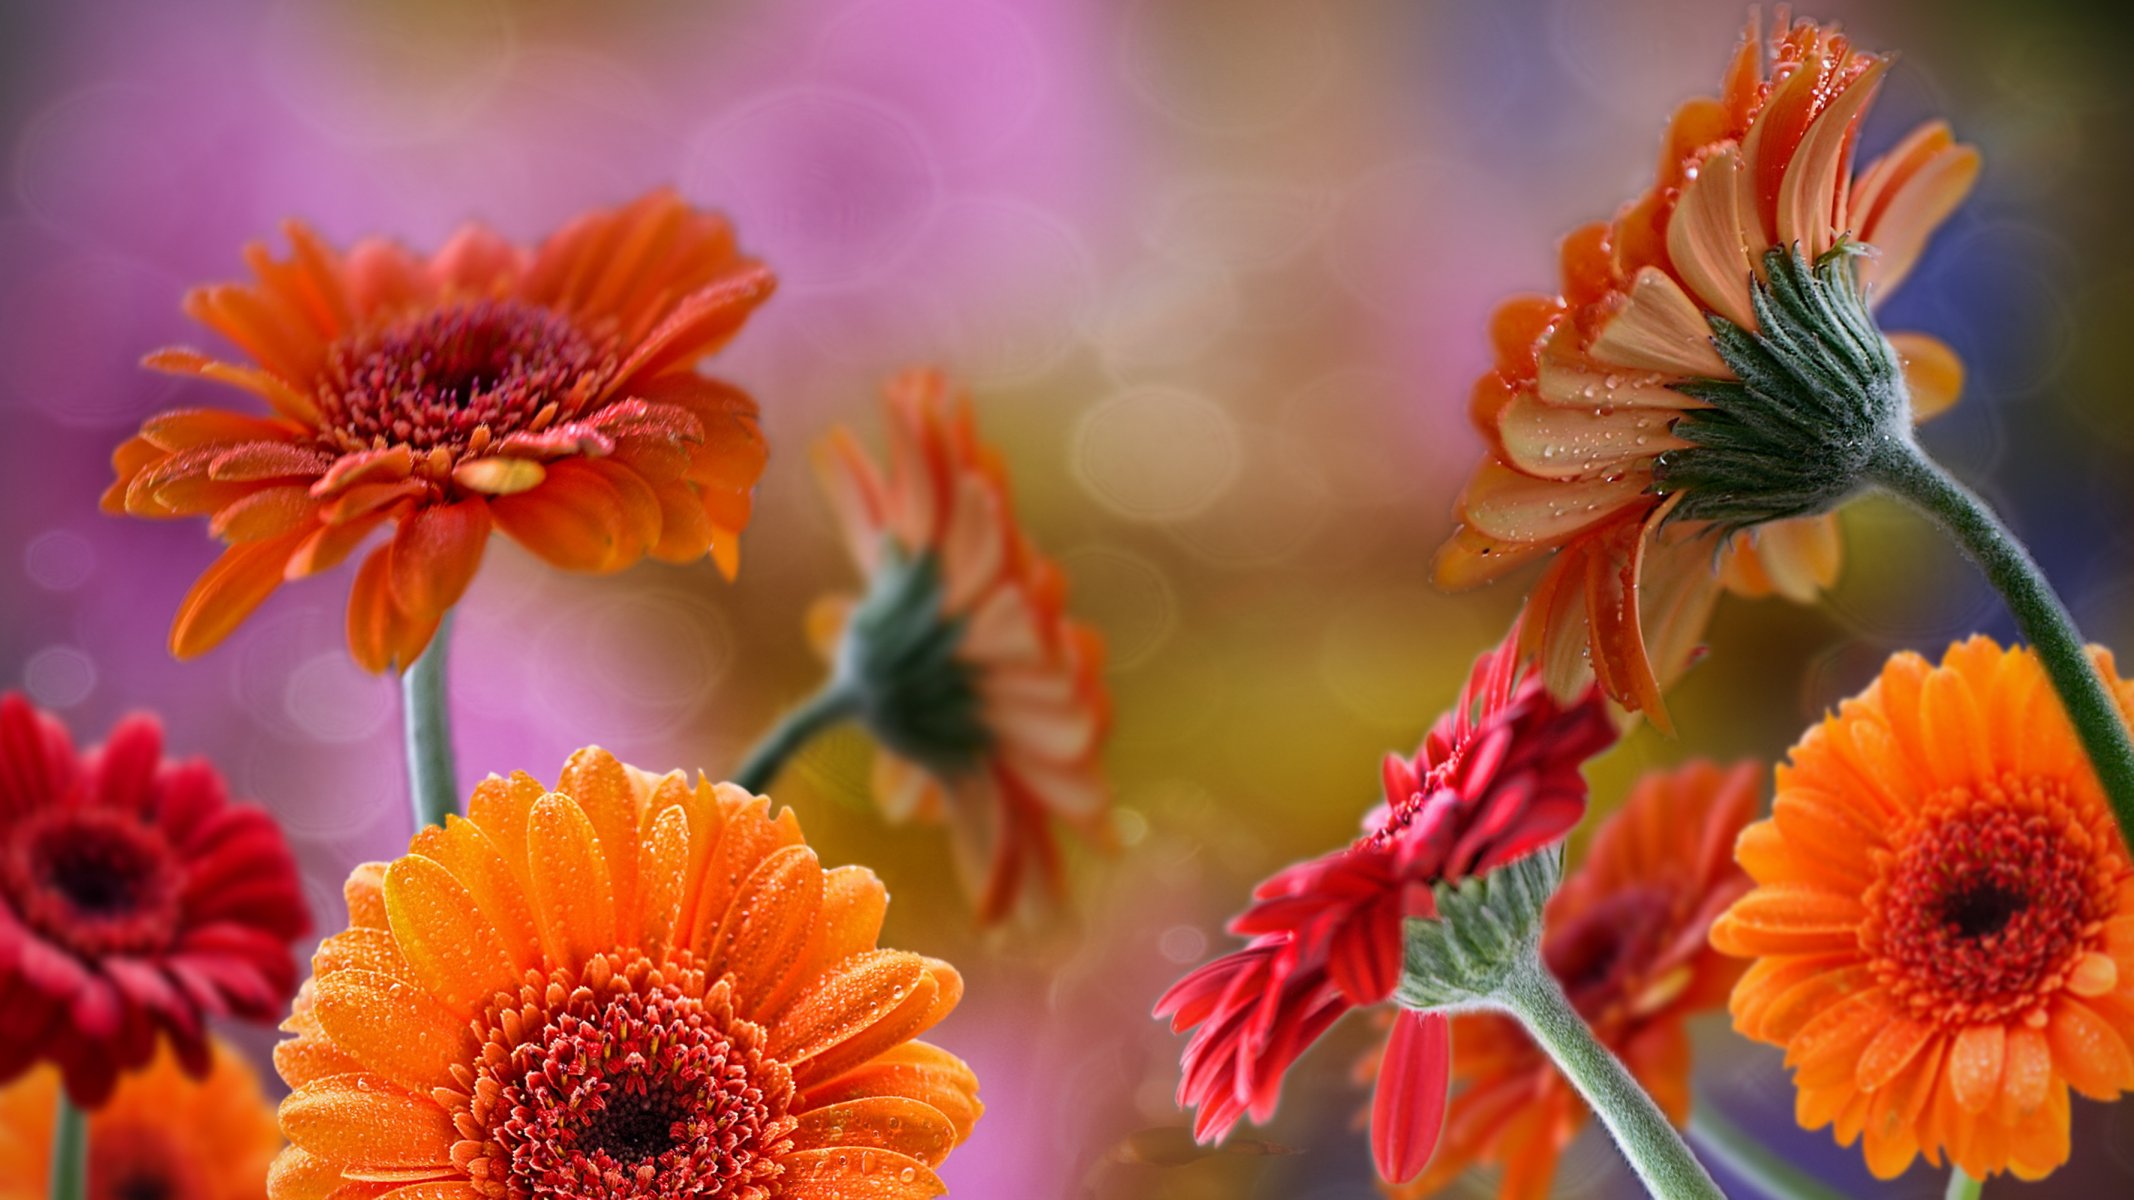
left=1396, top=849, right=1562, bottom=1011
left=1653, top=245, right=1912, bottom=535
left=835, top=542, right=991, bottom=774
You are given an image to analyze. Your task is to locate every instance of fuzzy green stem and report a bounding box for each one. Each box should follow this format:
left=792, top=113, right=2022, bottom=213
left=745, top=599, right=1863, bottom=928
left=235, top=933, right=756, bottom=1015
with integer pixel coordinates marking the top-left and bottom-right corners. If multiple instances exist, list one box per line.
left=1944, top=1167, right=1982, bottom=1200
left=1494, top=951, right=1725, bottom=1200
left=1868, top=435, right=2134, bottom=851
left=1689, top=1103, right=1851, bottom=1200
left=401, top=610, right=459, bottom=833
left=48, top=1092, right=86, bottom=1200
left=731, top=680, right=864, bottom=795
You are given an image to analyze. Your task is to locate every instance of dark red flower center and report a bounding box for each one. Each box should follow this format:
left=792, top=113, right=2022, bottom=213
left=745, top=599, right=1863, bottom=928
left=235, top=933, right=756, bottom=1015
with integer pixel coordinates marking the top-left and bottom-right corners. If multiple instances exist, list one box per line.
left=3, top=807, right=180, bottom=956
left=1544, top=885, right=1675, bottom=1021
left=91, top=1125, right=201, bottom=1200
left=1866, top=776, right=2117, bottom=1025
left=467, top=956, right=796, bottom=1200
left=318, top=299, right=613, bottom=455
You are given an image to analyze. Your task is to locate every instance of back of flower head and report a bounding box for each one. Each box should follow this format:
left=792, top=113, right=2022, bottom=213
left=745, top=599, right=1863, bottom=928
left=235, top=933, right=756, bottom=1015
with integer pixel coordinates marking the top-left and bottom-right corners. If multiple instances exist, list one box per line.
left=730, top=367, right=1114, bottom=925
left=1154, top=626, right=1617, bottom=1184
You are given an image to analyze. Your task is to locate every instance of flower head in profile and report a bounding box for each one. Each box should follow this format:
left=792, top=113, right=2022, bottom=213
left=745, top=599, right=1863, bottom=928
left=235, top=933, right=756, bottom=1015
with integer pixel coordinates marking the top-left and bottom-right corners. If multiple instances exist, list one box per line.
left=1154, top=631, right=1616, bottom=1183
left=270, top=747, right=979, bottom=1200
left=1712, top=638, right=2134, bottom=1181
left=812, top=369, right=1110, bottom=923
left=1433, top=13, right=1980, bottom=728
left=0, top=695, right=307, bottom=1106
left=1381, top=760, right=1757, bottom=1200
left=0, top=1036, right=282, bottom=1200
left=108, top=189, right=774, bottom=672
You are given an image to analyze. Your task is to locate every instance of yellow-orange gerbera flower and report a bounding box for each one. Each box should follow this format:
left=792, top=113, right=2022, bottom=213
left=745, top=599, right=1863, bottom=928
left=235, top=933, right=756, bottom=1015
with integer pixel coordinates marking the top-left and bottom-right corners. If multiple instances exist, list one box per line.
left=1712, top=638, right=2134, bottom=1181
left=1376, top=760, right=1757, bottom=1200
left=1433, top=14, right=1979, bottom=729
left=107, top=190, right=773, bottom=672
left=811, top=369, right=1110, bottom=922
left=268, top=748, right=980, bottom=1199
left=0, top=1036, right=281, bottom=1200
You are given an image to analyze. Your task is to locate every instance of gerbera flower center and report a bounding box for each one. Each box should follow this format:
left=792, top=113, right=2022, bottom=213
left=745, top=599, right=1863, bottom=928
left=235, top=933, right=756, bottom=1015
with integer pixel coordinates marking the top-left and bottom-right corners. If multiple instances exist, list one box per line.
left=1544, top=885, right=1674, bottom=1020
left=2, top=807, right=180, bottom=956
left=1865, top=775, right=2117, bottom=1025
left=317, top=299, right=614, bottom=456
left=466, top=954, right=797, bottom=1200
left=91, top=1125, right=202, bottom=1200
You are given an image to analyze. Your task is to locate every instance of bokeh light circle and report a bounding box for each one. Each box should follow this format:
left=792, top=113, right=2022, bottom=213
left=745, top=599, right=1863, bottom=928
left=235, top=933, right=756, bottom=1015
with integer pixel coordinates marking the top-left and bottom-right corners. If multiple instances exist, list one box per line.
left=1071, top=387, right=1242, bottom=522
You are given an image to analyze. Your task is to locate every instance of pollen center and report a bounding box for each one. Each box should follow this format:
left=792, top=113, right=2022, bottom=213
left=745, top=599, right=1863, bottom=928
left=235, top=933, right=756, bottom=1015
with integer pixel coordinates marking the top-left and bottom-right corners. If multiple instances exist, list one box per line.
left=1864, top=775, right=2116, bottom=1025
left=318, top=299, right=613, bottom=456
left=466, top=954, right=797, bottom=1200
left=2, top=807, right=180, bottom=956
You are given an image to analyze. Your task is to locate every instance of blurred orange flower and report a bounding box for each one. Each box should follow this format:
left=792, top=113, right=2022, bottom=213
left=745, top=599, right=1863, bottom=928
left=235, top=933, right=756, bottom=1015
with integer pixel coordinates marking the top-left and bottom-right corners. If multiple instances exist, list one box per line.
left=108, top=189, right=773, bottom=672
left=269, top=747, right=979, bottom=1200
left=1433, top=14, right=1978, bottom=729
left=1381, top=760, right=1757, bottom=1200
left=0, top=1037, right=281, bottom=1200
left=1712, top=638, right=2134, bottom=1181
left=812, top=369, right=1111, bottom=923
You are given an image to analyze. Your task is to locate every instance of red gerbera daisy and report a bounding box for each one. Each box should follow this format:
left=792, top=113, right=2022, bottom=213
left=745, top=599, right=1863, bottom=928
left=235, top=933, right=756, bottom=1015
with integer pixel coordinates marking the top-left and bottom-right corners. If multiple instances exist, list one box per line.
left=0, top=694, right=308, bottom=1106
left=1154, top=630, right=1616, bottom=1182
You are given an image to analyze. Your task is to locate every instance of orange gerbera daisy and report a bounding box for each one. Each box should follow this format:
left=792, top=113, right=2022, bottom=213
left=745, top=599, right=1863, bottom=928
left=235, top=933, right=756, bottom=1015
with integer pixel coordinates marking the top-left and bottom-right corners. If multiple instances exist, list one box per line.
left=107, top=189, right=773, bottom=672
left=1712, top=638, right=2134, bottom=1181
left=1375, top=760, right=1756, bottom=1200
left=268, top=747, right=980, bottom=1199
left=0, top=1037, right=281, bottom=1200
left=810, top=369, right=1110, bottom=922
left=1433, top=13, right=1979, bottom=729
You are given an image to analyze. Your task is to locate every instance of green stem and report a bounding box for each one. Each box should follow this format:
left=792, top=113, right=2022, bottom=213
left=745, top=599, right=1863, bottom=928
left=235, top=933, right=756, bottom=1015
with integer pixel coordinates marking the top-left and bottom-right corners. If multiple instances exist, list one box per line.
left=1945, top=1167, right=1982, bottom=1200
left=48, top=1092, right=85, bottom=1200
left=1689, top=1103, right=1851, bottom=1200
left=1868, top=435, right=2134, bottom=851
left=731, top=680, right=864, bottom=794
left=1494, top=952, right=1725, bottom=1200
left=401, top=609, right=460, bottom=833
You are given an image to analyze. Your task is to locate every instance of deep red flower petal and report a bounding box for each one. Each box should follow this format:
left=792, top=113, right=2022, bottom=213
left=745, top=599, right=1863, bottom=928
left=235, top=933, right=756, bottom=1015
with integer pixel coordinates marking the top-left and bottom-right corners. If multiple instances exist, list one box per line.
left=1372, top=1008, right=1451, bottom=1183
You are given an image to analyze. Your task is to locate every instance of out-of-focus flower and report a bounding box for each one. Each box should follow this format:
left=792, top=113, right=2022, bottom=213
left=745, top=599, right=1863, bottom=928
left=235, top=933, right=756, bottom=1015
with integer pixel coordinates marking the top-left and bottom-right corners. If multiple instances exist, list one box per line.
left=0, top=695, right=307, bottom=1106
left=108, top=189, right=774, bottom=672
left=1154, top=631, right=1616, bottom=1182
left=0, top=1036, right=281, bottom=1200
left=269, top=747, right=979, bottom=1200
left=1712, top=638, right=2134, bottom=1181
left=1433, top=14, right=1979, bottom=729
left=812, top=368, right=1110, bottom=923
left=1379, top=761, right=1757, bottom=1200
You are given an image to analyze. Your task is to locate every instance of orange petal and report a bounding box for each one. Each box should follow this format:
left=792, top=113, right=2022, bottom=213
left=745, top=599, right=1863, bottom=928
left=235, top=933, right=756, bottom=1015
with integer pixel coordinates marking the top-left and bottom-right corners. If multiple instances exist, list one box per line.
left=386, top=501, right=490, bottom=623
left=1588, top=268, right=1730, bottom=377
left=2046, top=999, right=2134, bottom=1099
left=790, top=1097, right=960, bottom=1167
left=1889, top=331, right=1963, bottom=422
left=382, top=855, right=518, bottom=1013
left=170, top=530, right=309, bottom=658
left=525, top=793, right=617, bottom=970
left=774, top=1148, right=943, bottom=1199
left=1947, top=1023, right=2005, bottom=1115
left=713, top=845, right=825, bottom=1019
left=312, top=970, right=478, bottom=1095
left=280, top=1074, right=457, bottom=1170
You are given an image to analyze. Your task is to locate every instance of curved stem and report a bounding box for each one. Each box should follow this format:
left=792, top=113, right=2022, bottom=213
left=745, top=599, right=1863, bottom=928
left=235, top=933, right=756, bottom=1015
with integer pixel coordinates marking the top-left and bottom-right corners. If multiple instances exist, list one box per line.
left=1494, top=952, right=1725, bottom=1200
left=48, top=1092, right=85, bottom=1200
left=1868, top=435, right=2134, bottom=852
left=731, top=679, right=864, bottom=795
left=1869, top=433, right=2134, bottom=845
left=1689, top=1102, right=1850, bottom=1200
left=1945, top=1167, right=1982, bottom=1200
left=401, top=610, right=460, bottom=833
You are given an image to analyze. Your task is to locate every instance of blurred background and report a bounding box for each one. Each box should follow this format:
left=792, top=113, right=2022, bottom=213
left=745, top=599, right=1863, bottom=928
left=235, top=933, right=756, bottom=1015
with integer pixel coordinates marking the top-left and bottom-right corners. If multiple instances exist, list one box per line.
left=2, top=0, right=2130, bottom=1195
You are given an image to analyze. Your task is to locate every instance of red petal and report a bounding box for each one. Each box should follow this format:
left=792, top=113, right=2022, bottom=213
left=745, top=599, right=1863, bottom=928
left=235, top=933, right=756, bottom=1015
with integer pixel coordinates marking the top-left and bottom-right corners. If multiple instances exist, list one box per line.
left=1371, top=1009, right=1451, bottom=1184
